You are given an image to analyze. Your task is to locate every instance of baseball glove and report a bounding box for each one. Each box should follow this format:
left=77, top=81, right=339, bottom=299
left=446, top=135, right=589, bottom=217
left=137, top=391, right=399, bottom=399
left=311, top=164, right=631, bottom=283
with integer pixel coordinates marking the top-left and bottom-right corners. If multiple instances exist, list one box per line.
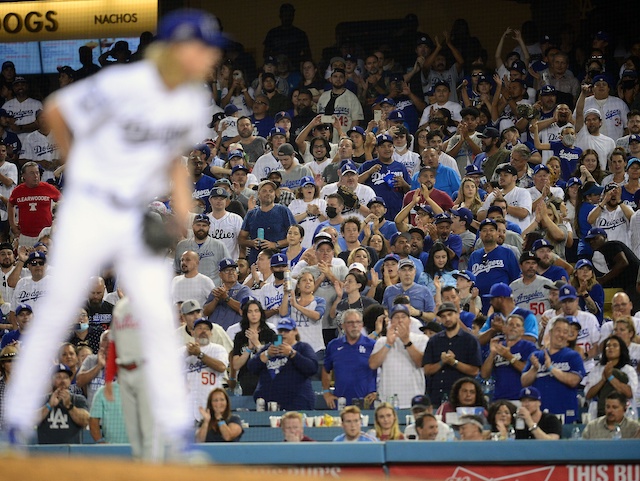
left=142, top=211, right=175, bottom=254
left=338, top=185, right=360, bottom=210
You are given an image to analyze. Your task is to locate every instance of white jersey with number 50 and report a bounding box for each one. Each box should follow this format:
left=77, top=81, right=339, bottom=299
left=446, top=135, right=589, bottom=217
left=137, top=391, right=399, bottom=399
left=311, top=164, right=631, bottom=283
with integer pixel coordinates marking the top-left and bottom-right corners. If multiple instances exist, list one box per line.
left=53, top=61, right=209, bottom=204
left=509, top=276, right=551, bottom=319
left=181, top=343, right=228, bottom=421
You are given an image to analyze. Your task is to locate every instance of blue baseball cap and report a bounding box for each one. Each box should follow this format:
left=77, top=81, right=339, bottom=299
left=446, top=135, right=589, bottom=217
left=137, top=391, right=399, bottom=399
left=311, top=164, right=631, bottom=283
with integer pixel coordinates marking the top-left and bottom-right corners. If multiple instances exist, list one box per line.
left=375, top=96, right=396, bottom=107
left=592, top=74, right=609, bottom=85
left=450, top=207, right=473, bottom=227
left=434, top=213, right=452, bottom=224
left=224, top=104, right=240, bottom=116
left=209, top=186, right=229, bottom=198
left=269, top=127, right=287, bottom=138
left=482, top=282, right=512, bottom=298
left=626, top=157, right=640, bottom=170
left=347, top=126, right=365, bottom=137
left=387, top=110, right=405, bottom=121
left=566, top=315, right=582, bottom=330
left=340, top=162, right=359, bottom=175
left=538, top=85, right=556, bottom=96
left=15, top=303, right=33, bottom=315
left=376, top=134, right=394, bottom=145
left=585, top=227, right=607, bottom=239
left=415, top=204, right=434, bottom=215
left=629, top=134, right=640, bottom=144
left=581, top=182, right=604, bottom=196
left=54, top=364, right=73, bottom=377
left=277, top=317, right=297, bottom=331
left=465, top=164, right=484, bottom=175
left=193, top=317, right=213, bottom=330
left=575, top=259, right=594, bottom=270
left=270, top=253, right=288, bottom=266
left=382, top=253, right=400, bottom=263
left=390, top=232, right=410, bottom=246
left=231, top=164, right=249, bottom=175
left=558, top=284, right=578, bottom=301
left=275, top=111, right=291, bottom=122
left=478, top=127, right=500, bottom=139
left=299, top=176, right=315, bottom=187
left=453, top=270, right=476, bottom=283
left=479, top=218, right=497, bottom=230
left=367, top=196, right=386, bottom=208
left=193, top=213, right=211, bottom=224
left=390, top=304, right=410, bottom=317
left=532, top=239, right=553, bottom=251
left=27, top=251, right=46, bottom=263
left=194, top=143, right=211, bottom=158
left=519, top=387, right=541, bottom=401
left=533, top=164, right=550, bottom=175
left=157, top=9, right=228, bottom=48
left=219, top=258, right=238, bottom=271
left=228, top=149, right=244, bottom=160
left=567, top=177, right=582, bottom=188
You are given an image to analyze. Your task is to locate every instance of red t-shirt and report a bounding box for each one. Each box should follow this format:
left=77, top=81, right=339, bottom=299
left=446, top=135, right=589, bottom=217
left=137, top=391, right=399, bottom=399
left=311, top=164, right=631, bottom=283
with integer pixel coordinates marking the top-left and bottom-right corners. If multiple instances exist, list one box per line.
left=9, top=182, right=61, bottom=236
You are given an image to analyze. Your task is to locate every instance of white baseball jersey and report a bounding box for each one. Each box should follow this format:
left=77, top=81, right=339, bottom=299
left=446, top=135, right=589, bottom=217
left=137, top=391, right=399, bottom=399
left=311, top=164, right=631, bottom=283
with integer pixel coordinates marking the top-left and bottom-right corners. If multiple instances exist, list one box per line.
left=419, top=101, right=463, bottom=127
left=21, top=130, right=58, bottom=182
left=579, top=96, right=629, bottom=141
left=287, top=198, right=327, bottom=250
left=0, top=161, right=18, bottom=221
left=181, top=342, right=228, bottom=421
left=317, top=89, right=364, bottom=132
left=589, top=206, right=631, bottom=245
left=256, top=281, right=294, bottom=325
left=1, top=97, right=43, bottom=150
left=53, top=61, right=208, bottom=203
left=206, top=211, right=243, bottom=261
left=320, top=182, right=376, bottom=222
left=171, top=273, right=214, bottom=306
left=11, top=275, right=50, bottom=314
left=393, top=150, right=421, bottom=177
left=252, top=152, right=281, bottom=181
left=480, top=187, right=533, bottom=231
left=509, top=275, right=551, bottom=319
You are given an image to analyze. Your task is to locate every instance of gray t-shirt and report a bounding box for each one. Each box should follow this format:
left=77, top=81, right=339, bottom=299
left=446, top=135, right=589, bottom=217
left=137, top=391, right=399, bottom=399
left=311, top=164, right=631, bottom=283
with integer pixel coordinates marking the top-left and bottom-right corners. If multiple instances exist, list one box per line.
left=240, top=137, right=268, bottom=165
left=174, top=236, right=230, bottom=285
left=301, top=262, right=348, bottom=329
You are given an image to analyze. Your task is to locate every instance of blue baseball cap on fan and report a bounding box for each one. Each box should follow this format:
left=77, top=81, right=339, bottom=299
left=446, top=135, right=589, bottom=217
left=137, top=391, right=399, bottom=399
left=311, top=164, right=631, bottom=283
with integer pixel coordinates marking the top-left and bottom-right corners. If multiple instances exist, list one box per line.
left=157, top=9, right=228, bottom=48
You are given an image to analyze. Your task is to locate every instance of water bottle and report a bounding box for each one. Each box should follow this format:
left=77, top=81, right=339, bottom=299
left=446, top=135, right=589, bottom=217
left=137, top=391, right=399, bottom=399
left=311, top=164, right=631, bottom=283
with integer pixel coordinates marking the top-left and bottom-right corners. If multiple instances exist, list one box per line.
left=256, top=228, right=265, bottom=247
left=446, top=428, right=455, bottom=442
left=571, top=426, right=582, bottom=440
left=337, top=397, right=346, bottom=411
left=507, top=425, right=516, bottom=441
left=392, top=394, right=399, bottom=410
left=612, top=425, right=622, bottom=440
left=233, top=382, right=243, bottom=397
left=283, top=271, right=292, bottom=292
left=373, top=394, right=382, bottom=409
left=625, top=404, right=637, bottom=421
left=256, top=398, right=266, bottom=412
left=515, top=414, right=525, bottom=430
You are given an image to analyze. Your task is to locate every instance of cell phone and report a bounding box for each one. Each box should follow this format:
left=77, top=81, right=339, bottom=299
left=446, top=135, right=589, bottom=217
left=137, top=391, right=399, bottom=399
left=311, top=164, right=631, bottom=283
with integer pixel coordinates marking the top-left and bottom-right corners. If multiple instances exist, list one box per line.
left=233, top=71, right=243, bottom=80
left=320, top=115, right=333, bottom=124
left=274, top=335, right=283, bottom=346
left=374, top=110, right=382, bottom=121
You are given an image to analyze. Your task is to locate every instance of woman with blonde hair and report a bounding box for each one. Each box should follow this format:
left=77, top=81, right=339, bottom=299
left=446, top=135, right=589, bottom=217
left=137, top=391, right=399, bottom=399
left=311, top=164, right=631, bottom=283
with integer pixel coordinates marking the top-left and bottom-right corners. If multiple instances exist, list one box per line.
left=453, top=178, right=483, bottom=216
left=369, top=402, right=404, bottom=440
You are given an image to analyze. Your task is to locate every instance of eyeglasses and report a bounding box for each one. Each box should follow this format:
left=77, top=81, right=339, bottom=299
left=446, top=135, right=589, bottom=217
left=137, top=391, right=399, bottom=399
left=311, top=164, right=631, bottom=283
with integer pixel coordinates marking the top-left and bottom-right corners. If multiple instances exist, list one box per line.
left=471, top=73, right=481, bottom=77
left=254, top=100, right=267, bottom=105
left=29, top=260, right=45, bottom=266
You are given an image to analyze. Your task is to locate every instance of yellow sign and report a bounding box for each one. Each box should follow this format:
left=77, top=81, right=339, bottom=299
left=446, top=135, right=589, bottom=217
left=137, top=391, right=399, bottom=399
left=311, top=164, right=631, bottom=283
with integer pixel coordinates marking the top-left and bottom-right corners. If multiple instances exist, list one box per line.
left=0, top=0, right=157, bottom=42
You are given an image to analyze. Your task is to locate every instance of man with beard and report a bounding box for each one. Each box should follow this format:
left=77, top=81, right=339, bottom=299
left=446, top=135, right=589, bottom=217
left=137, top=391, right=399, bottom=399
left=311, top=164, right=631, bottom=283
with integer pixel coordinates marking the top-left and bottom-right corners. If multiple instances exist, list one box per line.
left=616, top=110, right=640, bottom=154
left=85, top=277, right=114, bottom=326
left=404, top=166, right=454, bottom=214
left=0, top=242, right=18, bottom=302
left=469, top=219, right=521, bottom=313
left=481, top=312, right=537, bottom=401
left=239, top=179, right=296, bottom=264
left=575, top=107, right=615, bottom=170
left=423, top=302, right=481, bottom=406
left=531, top=239, right=569, bottom=283
left=317, top=69, right=363, bottom=141
left=249, top=94, right=275, bottom=139
left=321, top=161, right=375, bottom=221
left=171, top=251, right=215, bottom=307
left=291, top=89, right=316, bottom=138
left=474, top=127, right=510, bottom=180
left=203, top=258, right=252, bottom=331
left=421, top=33, right=464, bottom=103
left=181, top=317, right=228, bottom=423
left=425, top=130, right=460, bottom=175
left=261, top=72, right=291, bottom=117
left=443, top=107, right=483, bottom=176
left=586, top=183, right=633, bottom=245
left=189, top=152, right=217, bottom=213
left=577, top=75, right=628, bottom=140
left=277, top=143, right=312, bottom=190
left=174, top=214, right=230, bottom=286
left=253, top=127, right=287, bottom=181
left=360, top=196, right=398, bottom=244
left=412, top=147, right=460, bottom=200
left=509, top=251, right=551, bottom=320
left=236, top=116, right=267, bottom=165
left=478, top=163, right=532, bottom=231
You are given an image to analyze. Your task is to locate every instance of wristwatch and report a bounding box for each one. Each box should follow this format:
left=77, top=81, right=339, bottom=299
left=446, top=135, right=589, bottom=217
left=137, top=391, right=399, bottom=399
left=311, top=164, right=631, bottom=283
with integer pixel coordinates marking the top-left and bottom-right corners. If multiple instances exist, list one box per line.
left=404, top=341, right=413, bottom=349
left=453, top=360, right=459, bottom=367
left=198, top=352, right=205, bottom=360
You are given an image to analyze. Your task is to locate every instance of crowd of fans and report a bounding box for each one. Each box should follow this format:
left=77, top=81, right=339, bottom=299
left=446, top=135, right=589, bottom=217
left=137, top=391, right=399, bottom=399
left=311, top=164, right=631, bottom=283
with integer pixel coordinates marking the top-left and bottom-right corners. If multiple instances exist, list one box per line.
left=1, top=4, right=640, bottom=445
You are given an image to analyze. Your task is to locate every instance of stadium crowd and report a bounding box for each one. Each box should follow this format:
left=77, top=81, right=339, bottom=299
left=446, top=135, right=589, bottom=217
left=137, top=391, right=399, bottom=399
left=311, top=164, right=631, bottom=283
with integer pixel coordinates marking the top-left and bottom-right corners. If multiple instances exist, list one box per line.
left=1, top=3, right=640, bottom=444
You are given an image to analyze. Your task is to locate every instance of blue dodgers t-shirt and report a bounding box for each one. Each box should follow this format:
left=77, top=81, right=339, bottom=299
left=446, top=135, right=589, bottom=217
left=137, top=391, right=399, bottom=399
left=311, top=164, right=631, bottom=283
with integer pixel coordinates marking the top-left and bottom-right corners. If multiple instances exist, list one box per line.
left=469, top=246, right=521, bottom=313
left=359, top=159, right=410, bottom=221
left=241, top=204, right=296, bottom=264
left=550, top=141, right=582, bottom=181
left=490, top=339, right=537, bottom=400
left=324, top=334, right=376, bottom=402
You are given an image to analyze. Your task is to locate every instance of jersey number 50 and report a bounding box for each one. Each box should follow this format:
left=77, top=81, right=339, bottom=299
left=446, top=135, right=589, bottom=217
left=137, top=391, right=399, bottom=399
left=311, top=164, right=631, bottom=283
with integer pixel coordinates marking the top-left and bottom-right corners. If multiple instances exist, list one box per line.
left=201, top=372, right=217, bottom=385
